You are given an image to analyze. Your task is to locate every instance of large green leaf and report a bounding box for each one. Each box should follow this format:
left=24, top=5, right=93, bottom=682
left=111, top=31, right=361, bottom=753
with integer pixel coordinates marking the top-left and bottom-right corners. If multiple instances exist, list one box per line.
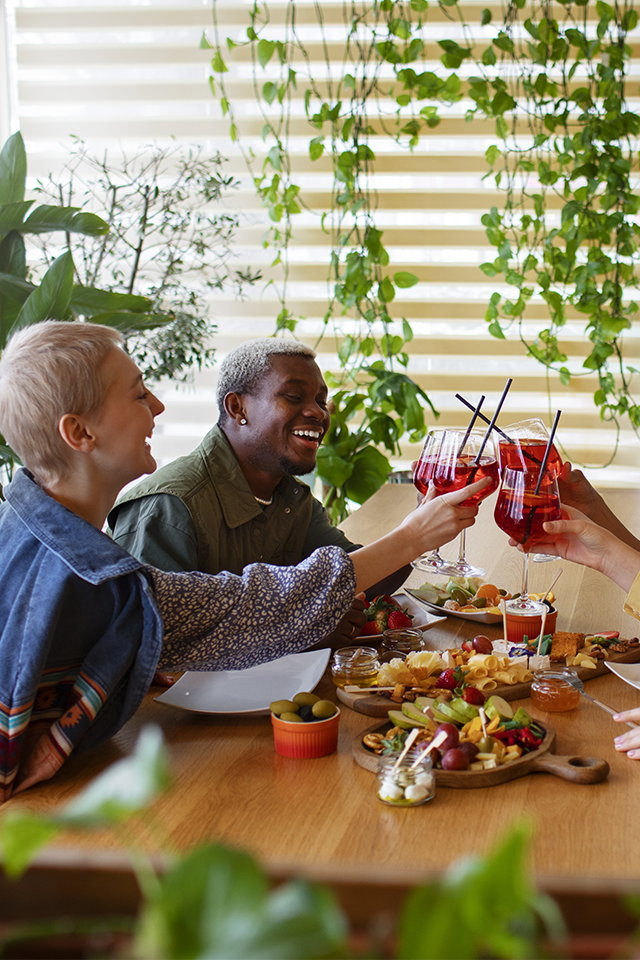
left=0, top=273, right=33, bottom=304
left=343, top=445, right=391, bottom=504
left=315, top=447, right=354, bottom=488
left=22, top=205, right=109, bottom=237
left=70, top=285, right=153, bottom=316
left=11, top=251, right=75, bottom=333
left=0, top=813, right=59, bottom=879
left=0, top=201, right=35, bottom=241
left=56, top=725, right=171, bottom=827
left=0, top=132, right=27, bottom=205
left=136, top=845, right=348, bottom=960
left=0, top=232, right=27, bottom=279
left=85, top=310, right=174, bottom=330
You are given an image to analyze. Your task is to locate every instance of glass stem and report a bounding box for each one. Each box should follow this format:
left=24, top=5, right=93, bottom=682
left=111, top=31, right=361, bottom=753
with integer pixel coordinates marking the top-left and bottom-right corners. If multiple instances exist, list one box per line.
left=521, top=552, right=530, bottom=601
left=457, top=528, right=467, bottom=564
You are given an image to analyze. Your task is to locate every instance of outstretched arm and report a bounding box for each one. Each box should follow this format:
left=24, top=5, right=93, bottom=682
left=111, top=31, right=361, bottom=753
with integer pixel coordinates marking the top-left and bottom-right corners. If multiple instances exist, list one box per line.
left=559, top=462, right=640, bottom=552
left=520, top=505, right=640, bottom=593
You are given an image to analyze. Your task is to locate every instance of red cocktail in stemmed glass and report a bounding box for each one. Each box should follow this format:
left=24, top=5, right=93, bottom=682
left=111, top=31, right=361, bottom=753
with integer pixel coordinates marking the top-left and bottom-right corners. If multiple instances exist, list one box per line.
left=498, top=418, right=563, bottom=563
left=494, top=466, right=562, bottom=610
left=412, top=431, right=460, bottom=575
left=429, top=429, right=500, bottom=578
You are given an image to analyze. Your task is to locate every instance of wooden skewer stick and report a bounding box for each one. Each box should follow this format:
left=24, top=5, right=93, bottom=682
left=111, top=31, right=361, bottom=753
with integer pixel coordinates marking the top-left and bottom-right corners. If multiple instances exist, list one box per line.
left=393, top=727, right=420, bottom=771
left=409, top=729, right=448, bottom=769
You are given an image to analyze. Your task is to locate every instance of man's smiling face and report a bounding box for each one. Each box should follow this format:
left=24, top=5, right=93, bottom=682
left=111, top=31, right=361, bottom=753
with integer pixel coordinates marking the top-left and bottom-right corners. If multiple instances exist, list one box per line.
left=241, top=354, right=330, bottom=477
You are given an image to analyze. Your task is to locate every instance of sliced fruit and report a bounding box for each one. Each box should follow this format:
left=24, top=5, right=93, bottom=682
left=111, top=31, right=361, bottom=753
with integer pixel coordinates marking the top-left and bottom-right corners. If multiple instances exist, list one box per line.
left=484, top=695, right=514, bottom=721
left=388, top=709, right=426, bottom=730
left=401, top=702, right=430, bottom=726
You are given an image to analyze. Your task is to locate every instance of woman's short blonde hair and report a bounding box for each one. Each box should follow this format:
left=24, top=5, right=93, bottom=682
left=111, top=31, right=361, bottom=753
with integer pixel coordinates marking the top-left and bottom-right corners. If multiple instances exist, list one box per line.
left=0, top=321, right=123, bottom=484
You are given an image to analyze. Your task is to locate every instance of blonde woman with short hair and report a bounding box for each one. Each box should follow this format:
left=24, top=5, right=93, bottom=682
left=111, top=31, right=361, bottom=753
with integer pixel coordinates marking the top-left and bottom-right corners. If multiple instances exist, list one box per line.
left=0, top=321, right=487, bottom=799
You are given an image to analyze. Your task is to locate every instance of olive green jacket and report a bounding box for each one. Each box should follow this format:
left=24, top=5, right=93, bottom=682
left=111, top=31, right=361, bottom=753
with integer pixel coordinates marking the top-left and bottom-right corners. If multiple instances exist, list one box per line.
left=108, top=426, right=358, bottom=575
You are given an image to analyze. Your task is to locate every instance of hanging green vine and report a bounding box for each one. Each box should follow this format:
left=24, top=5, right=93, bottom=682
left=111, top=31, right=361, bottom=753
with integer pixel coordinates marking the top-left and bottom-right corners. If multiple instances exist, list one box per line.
left=205, top=0, right=640, bottom=518
left=465, top=0, right=640, bottom=443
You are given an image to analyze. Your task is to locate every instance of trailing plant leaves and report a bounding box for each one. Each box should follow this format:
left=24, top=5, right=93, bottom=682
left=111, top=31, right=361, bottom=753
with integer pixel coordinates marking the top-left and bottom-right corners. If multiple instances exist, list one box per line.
left=394, top=271, right=419, bottom=288
left=0, top=132, right=26, bottom=205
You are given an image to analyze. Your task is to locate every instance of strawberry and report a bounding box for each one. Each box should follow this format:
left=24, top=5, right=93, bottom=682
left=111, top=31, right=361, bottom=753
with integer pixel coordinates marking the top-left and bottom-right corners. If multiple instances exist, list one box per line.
left=378, top=594, right=401, bottom=608
left=387, top=609, right=413, bottom=630
left=462, top=686, right=485, bottom=705
left=435, top=668, right=459, bottom=690
left=360, top=619, right=384, bottom=636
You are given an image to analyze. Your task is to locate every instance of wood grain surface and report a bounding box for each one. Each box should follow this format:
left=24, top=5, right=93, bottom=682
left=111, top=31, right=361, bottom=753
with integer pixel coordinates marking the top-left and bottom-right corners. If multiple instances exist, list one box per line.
left=5, top=484, right=640, bottom=894
left=353, top=720, right=610, bottom=786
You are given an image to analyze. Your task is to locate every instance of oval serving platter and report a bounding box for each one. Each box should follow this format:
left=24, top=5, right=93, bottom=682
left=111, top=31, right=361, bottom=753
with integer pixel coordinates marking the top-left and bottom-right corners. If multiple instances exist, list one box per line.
left=353, top=720, right=609, bottom=788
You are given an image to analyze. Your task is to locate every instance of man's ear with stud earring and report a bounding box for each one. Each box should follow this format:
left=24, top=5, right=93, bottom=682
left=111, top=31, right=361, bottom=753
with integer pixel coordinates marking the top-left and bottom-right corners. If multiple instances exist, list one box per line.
left=240, top=417, right=247, bottom=425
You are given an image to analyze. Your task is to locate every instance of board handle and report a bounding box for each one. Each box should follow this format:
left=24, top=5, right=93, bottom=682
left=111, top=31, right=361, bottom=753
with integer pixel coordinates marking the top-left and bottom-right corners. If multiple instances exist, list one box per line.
left=530, top=753, right=609, bottom=784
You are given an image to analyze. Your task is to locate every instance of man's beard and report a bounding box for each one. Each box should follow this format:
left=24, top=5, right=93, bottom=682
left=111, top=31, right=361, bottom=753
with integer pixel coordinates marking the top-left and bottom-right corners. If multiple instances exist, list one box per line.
left=278, top=452, right=316, bottom=477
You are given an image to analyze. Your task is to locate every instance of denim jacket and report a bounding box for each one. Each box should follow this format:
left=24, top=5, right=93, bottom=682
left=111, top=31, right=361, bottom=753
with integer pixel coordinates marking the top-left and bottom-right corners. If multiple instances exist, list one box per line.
left=0, top=469, right=162, bottom=800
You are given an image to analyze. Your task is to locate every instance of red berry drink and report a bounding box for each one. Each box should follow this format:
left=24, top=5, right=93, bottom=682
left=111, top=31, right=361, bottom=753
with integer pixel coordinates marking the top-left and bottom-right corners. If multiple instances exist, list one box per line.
left=494, top=488, right=562, bottom=549
left=499, top=439, right=562, bottom=478
left=413, top=454, right=438, bottom=497
left=432, top=455, right=500, bottom=506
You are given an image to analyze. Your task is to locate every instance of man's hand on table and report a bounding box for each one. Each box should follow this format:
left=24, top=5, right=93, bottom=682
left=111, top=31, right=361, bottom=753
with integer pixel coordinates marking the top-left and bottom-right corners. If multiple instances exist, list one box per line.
left=323, top=594, right=368, bottom=648
left=614, top=709, right=640, bottom=759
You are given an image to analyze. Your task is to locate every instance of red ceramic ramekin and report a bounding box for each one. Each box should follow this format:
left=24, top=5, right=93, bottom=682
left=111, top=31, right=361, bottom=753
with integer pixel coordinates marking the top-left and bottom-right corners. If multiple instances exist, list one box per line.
left=505, top=605, right=557, bottom=646
left=271, top=708, right=340, bottom=758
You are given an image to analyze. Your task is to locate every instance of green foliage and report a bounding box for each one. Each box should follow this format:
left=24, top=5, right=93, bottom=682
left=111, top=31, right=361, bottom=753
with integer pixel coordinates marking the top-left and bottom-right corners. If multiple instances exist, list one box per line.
left=208, top=1, right=462, bottom=519
left=207, top=0, right=640, bottom=502
left=0, top=730, right=567, bottom=959
left=31, top=139, right=261, bottom=384
left=468, top=0, right=640, bottom=440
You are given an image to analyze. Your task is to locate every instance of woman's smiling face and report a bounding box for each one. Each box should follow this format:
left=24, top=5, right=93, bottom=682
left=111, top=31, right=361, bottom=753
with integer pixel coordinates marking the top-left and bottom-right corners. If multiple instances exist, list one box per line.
left=90, top=347, right=165, bottom=488
left=240, top=354, right=330, bottom=477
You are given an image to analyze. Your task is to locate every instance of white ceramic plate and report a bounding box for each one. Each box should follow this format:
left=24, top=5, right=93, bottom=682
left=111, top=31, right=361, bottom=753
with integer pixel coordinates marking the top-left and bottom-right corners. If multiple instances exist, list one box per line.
left=154, top=648, right=331, bottom=715
left=605, top=661, right=640, bottom=693
left=405, top=588, right=503, bottom=624
left=357, top=591, right=446, bottom=637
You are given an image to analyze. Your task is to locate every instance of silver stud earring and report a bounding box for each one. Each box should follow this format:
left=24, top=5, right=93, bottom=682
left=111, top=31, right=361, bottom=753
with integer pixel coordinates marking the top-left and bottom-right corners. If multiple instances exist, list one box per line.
left=240, top=417, right=247, bottom=425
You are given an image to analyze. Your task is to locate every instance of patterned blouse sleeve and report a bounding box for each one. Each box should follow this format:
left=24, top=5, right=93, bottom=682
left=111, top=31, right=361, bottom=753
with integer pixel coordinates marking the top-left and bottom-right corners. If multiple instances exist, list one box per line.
left=149, top=545, right=356, bottom=672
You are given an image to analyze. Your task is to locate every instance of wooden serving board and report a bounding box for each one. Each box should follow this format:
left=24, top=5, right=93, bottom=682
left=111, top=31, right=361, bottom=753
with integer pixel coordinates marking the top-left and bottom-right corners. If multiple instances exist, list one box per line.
left=354, top=721, right=610, bottom=788
left=337, top=644, right=640, bottom=718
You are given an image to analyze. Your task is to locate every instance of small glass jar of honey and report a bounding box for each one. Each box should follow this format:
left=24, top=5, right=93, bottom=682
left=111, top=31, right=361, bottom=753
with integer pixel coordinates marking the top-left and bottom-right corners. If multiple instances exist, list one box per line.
left=380, top=628, right=425, bottom=661
left=331, top=646, right=380, bottom=687
left=530, top=668, right=581, bottom=712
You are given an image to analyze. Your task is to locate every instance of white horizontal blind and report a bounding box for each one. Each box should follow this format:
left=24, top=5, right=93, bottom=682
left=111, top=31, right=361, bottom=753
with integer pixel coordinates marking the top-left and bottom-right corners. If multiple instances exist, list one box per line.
left=6, top=0, right=640, bottom=486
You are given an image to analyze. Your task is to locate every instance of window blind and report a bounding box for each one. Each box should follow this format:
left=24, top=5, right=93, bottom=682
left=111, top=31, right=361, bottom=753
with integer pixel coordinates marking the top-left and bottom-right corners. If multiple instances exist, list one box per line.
left=5, top=0, right=640, bottom=487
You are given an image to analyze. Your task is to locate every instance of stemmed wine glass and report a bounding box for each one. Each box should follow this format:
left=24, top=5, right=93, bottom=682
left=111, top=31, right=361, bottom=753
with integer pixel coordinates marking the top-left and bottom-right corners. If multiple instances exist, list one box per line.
left=412, top=430, right=460, bottom=576
left=494, top=466, right=562, bottom=610
left=428, top=428, right=501, bottom=578
left=498, top=418, right=563, bottom=563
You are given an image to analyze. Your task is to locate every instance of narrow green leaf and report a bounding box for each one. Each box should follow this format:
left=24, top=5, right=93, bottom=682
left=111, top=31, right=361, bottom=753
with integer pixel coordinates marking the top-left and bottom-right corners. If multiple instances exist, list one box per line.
left=11, top=251, right=75, bottom=332
left=0, top=132, right=27, bottom=205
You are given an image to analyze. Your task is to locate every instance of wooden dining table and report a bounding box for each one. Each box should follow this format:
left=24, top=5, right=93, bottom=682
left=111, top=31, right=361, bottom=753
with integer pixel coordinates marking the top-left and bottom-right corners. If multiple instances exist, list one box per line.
left=4, top=482, right=640, bottom=940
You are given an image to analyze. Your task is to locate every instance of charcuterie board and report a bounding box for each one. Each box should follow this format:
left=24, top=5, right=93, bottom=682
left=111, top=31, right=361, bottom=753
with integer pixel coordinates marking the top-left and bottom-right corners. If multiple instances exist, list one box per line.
left=353, top=720, right=610, bottom=787
left=337, top=643, right=640, bottom=718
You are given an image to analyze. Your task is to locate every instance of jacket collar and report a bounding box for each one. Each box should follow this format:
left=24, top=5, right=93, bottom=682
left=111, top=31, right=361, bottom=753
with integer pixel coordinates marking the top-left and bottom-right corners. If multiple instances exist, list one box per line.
left=200, top=426, right=309, bottom=530
left=4, top=469, right=143, bottom=584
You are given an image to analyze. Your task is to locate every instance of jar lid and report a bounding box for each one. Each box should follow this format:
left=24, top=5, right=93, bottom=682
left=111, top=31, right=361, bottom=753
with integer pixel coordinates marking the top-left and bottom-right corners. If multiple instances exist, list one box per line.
left=533, top=667, right=578, bottom=681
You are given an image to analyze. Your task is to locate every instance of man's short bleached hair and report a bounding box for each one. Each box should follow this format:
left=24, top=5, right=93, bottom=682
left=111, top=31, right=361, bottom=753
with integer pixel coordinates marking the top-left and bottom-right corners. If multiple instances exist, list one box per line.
left=216, top=338, right=317, bottom=422
left=0, top=320, right=123, bottom=484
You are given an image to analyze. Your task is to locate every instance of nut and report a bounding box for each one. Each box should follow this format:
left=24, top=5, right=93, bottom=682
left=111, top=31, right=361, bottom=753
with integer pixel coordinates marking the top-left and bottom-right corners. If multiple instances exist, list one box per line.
left=628, top=638, right=640, bottom=647
left=609, top=643, right=628, bottom=653
left=588, top=645, right=606, bottom=660
left=363, top=733, right=385, bottom=752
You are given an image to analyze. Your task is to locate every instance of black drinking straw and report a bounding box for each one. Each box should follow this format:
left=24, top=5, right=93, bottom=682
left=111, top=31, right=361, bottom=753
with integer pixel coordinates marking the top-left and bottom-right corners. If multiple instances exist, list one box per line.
left=474, top=378, right=513, bottom=464
left=455, top=393, right=515, bottom=444
left=457, top=395, right=485, bottom=457
left=534, top=409, right=561, bottom=495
